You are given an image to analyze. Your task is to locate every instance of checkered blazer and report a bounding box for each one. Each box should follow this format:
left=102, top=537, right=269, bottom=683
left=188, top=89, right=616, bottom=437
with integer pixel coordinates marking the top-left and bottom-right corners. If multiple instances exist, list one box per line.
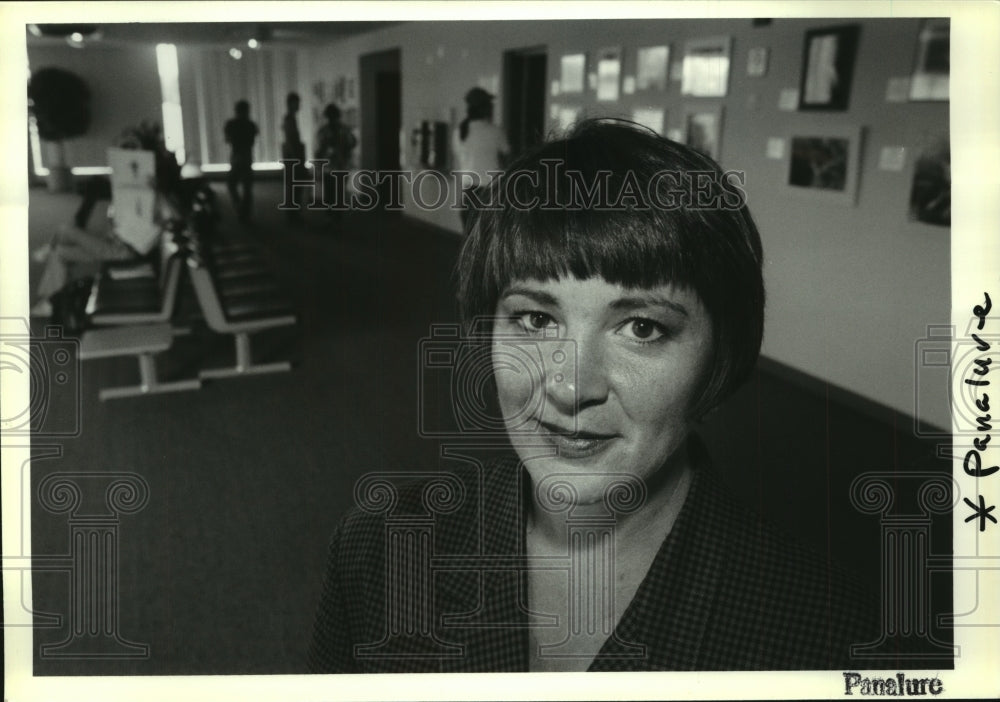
left=308, top=440, right=880, bottom=672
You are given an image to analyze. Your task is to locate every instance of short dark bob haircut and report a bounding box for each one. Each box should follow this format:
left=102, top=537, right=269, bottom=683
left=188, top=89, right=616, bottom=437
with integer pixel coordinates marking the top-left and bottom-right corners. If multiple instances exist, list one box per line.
left=456, top=119, right=765, bottom=418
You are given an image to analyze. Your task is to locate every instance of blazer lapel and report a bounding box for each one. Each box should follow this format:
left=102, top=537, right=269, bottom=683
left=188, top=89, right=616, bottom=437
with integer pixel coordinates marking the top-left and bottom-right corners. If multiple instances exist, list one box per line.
left=592, top=448, right=727, bottom=670
left=435, top=455, right=531, bottom=672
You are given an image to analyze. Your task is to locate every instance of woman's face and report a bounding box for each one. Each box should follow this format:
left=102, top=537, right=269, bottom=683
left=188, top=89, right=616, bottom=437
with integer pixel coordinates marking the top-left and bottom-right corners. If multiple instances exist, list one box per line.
left=492, top=275, right=713, bottom=505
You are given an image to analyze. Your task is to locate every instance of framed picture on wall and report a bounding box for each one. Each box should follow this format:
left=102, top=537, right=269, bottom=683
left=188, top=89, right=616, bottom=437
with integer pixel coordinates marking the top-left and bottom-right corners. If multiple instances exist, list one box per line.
left=746, top=46, right=769, bottom=77
left=682, top=104, right=724, bottom=161
left=786, top=126, right=864, bottom=204
left=636, top=45, right=669, bottom=90
left=909, top=18, right=949, bottom=101
left=680, top=36, right=732, bottom=97
left=596, top=47, right=622, bottom=102
left=631, top=106, right=665, bottom=135
left=560, top=53, right=586, bottom=94
left=908, top=133, right=950, bottom=226
left=798, top=24, right=861, bottom=110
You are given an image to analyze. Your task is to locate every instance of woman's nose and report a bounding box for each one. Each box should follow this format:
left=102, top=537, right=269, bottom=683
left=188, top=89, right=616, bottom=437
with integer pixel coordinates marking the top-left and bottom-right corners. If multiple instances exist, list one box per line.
left=543, top=338, right=609, bottom=414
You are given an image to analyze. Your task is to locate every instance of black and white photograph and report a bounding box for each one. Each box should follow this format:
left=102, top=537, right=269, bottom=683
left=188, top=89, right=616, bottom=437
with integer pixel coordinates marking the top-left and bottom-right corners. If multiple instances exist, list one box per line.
left=909, top=18, right=950, bottom=101
left=908, top=133, right=951, bottom=226
left=560, top=52, right=587, bottom=94
left=788, top=136, right=849, bottom=189
left=682, top=105, right=723, bottom=160
left=783, top=124, right=864, bottom=205
left=2, top=3, right=998, bottom=701
left=635, top=45, right=669, bottom=91
left=680, top=35, right=732, bottom=97
left=798, top=23, right=861, bottom=110
left=595, top=46, right=622, bottom=102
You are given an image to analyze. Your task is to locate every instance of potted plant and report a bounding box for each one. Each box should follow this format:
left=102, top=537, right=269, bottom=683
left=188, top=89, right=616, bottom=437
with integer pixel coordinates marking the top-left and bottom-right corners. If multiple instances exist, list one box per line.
left=28, top=67, right=91, bottom=192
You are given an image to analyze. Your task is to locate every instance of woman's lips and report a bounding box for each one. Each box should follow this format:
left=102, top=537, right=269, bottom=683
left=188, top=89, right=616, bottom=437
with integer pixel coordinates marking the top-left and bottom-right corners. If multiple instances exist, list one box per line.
left=537, top=421, right=617, bottom=458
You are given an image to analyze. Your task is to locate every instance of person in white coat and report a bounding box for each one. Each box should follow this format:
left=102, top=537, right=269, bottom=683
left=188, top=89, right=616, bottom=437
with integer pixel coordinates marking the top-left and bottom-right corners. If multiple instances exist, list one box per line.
left=452, top=87, right=509, bottom=233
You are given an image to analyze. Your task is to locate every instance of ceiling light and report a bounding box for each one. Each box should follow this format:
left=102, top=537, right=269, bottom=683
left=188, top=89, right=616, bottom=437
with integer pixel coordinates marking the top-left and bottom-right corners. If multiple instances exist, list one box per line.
left=31, top=23, right=99, bottom=39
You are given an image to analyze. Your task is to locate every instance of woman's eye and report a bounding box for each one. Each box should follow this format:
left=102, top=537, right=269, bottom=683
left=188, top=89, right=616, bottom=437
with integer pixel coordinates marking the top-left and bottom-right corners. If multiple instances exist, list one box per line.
left=515, top=311, right=556, bottom=333
left=620, top=318, right=667, bottom=342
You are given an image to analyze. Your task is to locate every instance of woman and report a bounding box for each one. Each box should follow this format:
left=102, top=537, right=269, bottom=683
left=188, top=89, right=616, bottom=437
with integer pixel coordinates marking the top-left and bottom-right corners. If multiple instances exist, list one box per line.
left=308, top=120, right=876, bottom=672
left=452, top=87, right=509, bottom=233
left=33, top=122, right=183, bottom=318
left=314, top=104, right=357, bottom=217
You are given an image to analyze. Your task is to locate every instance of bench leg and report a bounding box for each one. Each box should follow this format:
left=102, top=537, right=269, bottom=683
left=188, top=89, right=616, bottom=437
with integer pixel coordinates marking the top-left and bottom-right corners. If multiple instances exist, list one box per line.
left=199, top=332, right=292, bottom=380
left=200, top=361, right=291, bottom=380
left=99, top=352, right=202, bottom=400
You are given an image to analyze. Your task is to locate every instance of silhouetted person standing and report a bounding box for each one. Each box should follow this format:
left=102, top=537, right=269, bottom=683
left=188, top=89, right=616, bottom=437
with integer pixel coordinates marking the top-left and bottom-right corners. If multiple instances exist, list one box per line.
left=314, top=104, right=357, bottom=221
left=281, top=92, right=305, bottom=221
left=225, top=100, right=259, bottom=223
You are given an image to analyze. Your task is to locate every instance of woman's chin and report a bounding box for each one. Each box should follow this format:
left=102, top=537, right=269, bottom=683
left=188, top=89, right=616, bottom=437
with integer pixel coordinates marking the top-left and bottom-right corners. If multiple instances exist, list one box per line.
left=510, top=434, right=690, bottom=513
left=518, top=452, right=648, bottom=509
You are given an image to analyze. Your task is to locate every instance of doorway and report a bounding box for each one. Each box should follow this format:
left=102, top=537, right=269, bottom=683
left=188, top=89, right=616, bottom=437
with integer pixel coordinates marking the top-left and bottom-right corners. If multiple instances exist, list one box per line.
left=360, top=48, right=401, bottom=209
left=503, top=46, right=547, bottom=159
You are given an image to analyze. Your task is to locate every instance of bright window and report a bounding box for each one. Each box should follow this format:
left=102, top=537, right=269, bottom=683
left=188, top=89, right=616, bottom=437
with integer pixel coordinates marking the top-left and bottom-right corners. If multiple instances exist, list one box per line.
left=156, top=43, right=185, bottom=165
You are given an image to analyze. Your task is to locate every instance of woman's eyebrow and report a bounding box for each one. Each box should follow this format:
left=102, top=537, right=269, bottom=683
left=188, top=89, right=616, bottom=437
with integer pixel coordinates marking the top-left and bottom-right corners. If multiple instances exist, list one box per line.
left=499, top=287, right=559, bottom=306
left=610, top=295, right=690, bottom=318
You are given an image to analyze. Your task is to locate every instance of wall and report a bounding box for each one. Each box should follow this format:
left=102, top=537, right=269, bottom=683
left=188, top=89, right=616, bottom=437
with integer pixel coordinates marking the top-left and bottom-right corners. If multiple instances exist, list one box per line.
left=304, top=18, right=951, bottom=428
left=27, top=44, right=163, bottom=168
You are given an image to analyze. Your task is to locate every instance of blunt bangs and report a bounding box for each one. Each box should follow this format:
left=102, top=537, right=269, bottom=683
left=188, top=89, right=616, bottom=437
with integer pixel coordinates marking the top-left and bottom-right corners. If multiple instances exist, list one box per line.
left=487, top=202, right=696, bottom=295
left=456, top=118, right=765, bottom=414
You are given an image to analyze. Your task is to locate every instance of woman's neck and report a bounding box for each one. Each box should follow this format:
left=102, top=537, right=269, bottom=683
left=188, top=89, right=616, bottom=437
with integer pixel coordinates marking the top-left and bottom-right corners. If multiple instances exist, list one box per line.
left=523, top=445, right=695, bottom=672
left=526, top=443, right=694, bottom=549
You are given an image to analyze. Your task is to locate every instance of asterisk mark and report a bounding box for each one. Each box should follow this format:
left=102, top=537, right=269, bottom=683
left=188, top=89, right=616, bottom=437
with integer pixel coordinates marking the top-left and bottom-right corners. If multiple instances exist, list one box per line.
left=964, top=495, right=997, bottom=532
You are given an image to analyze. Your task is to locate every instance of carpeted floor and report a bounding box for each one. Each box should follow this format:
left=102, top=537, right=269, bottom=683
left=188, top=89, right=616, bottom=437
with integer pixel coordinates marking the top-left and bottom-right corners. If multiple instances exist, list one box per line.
left=23, top=179, right=951, bottom=675
left=28, top=180, right=467, bottom=675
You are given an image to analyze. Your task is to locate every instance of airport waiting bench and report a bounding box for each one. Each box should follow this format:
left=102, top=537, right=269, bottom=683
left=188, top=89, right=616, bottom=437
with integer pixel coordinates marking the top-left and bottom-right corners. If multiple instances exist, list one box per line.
left=78, top=224, right=297, bottom=398
left=85, top=230, right=187, bottom=326
left=78, top=322, right=200, bottom=400
left=186, top=243, right=296, bottom=380
left=79, top=228, right=201, bottom=399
